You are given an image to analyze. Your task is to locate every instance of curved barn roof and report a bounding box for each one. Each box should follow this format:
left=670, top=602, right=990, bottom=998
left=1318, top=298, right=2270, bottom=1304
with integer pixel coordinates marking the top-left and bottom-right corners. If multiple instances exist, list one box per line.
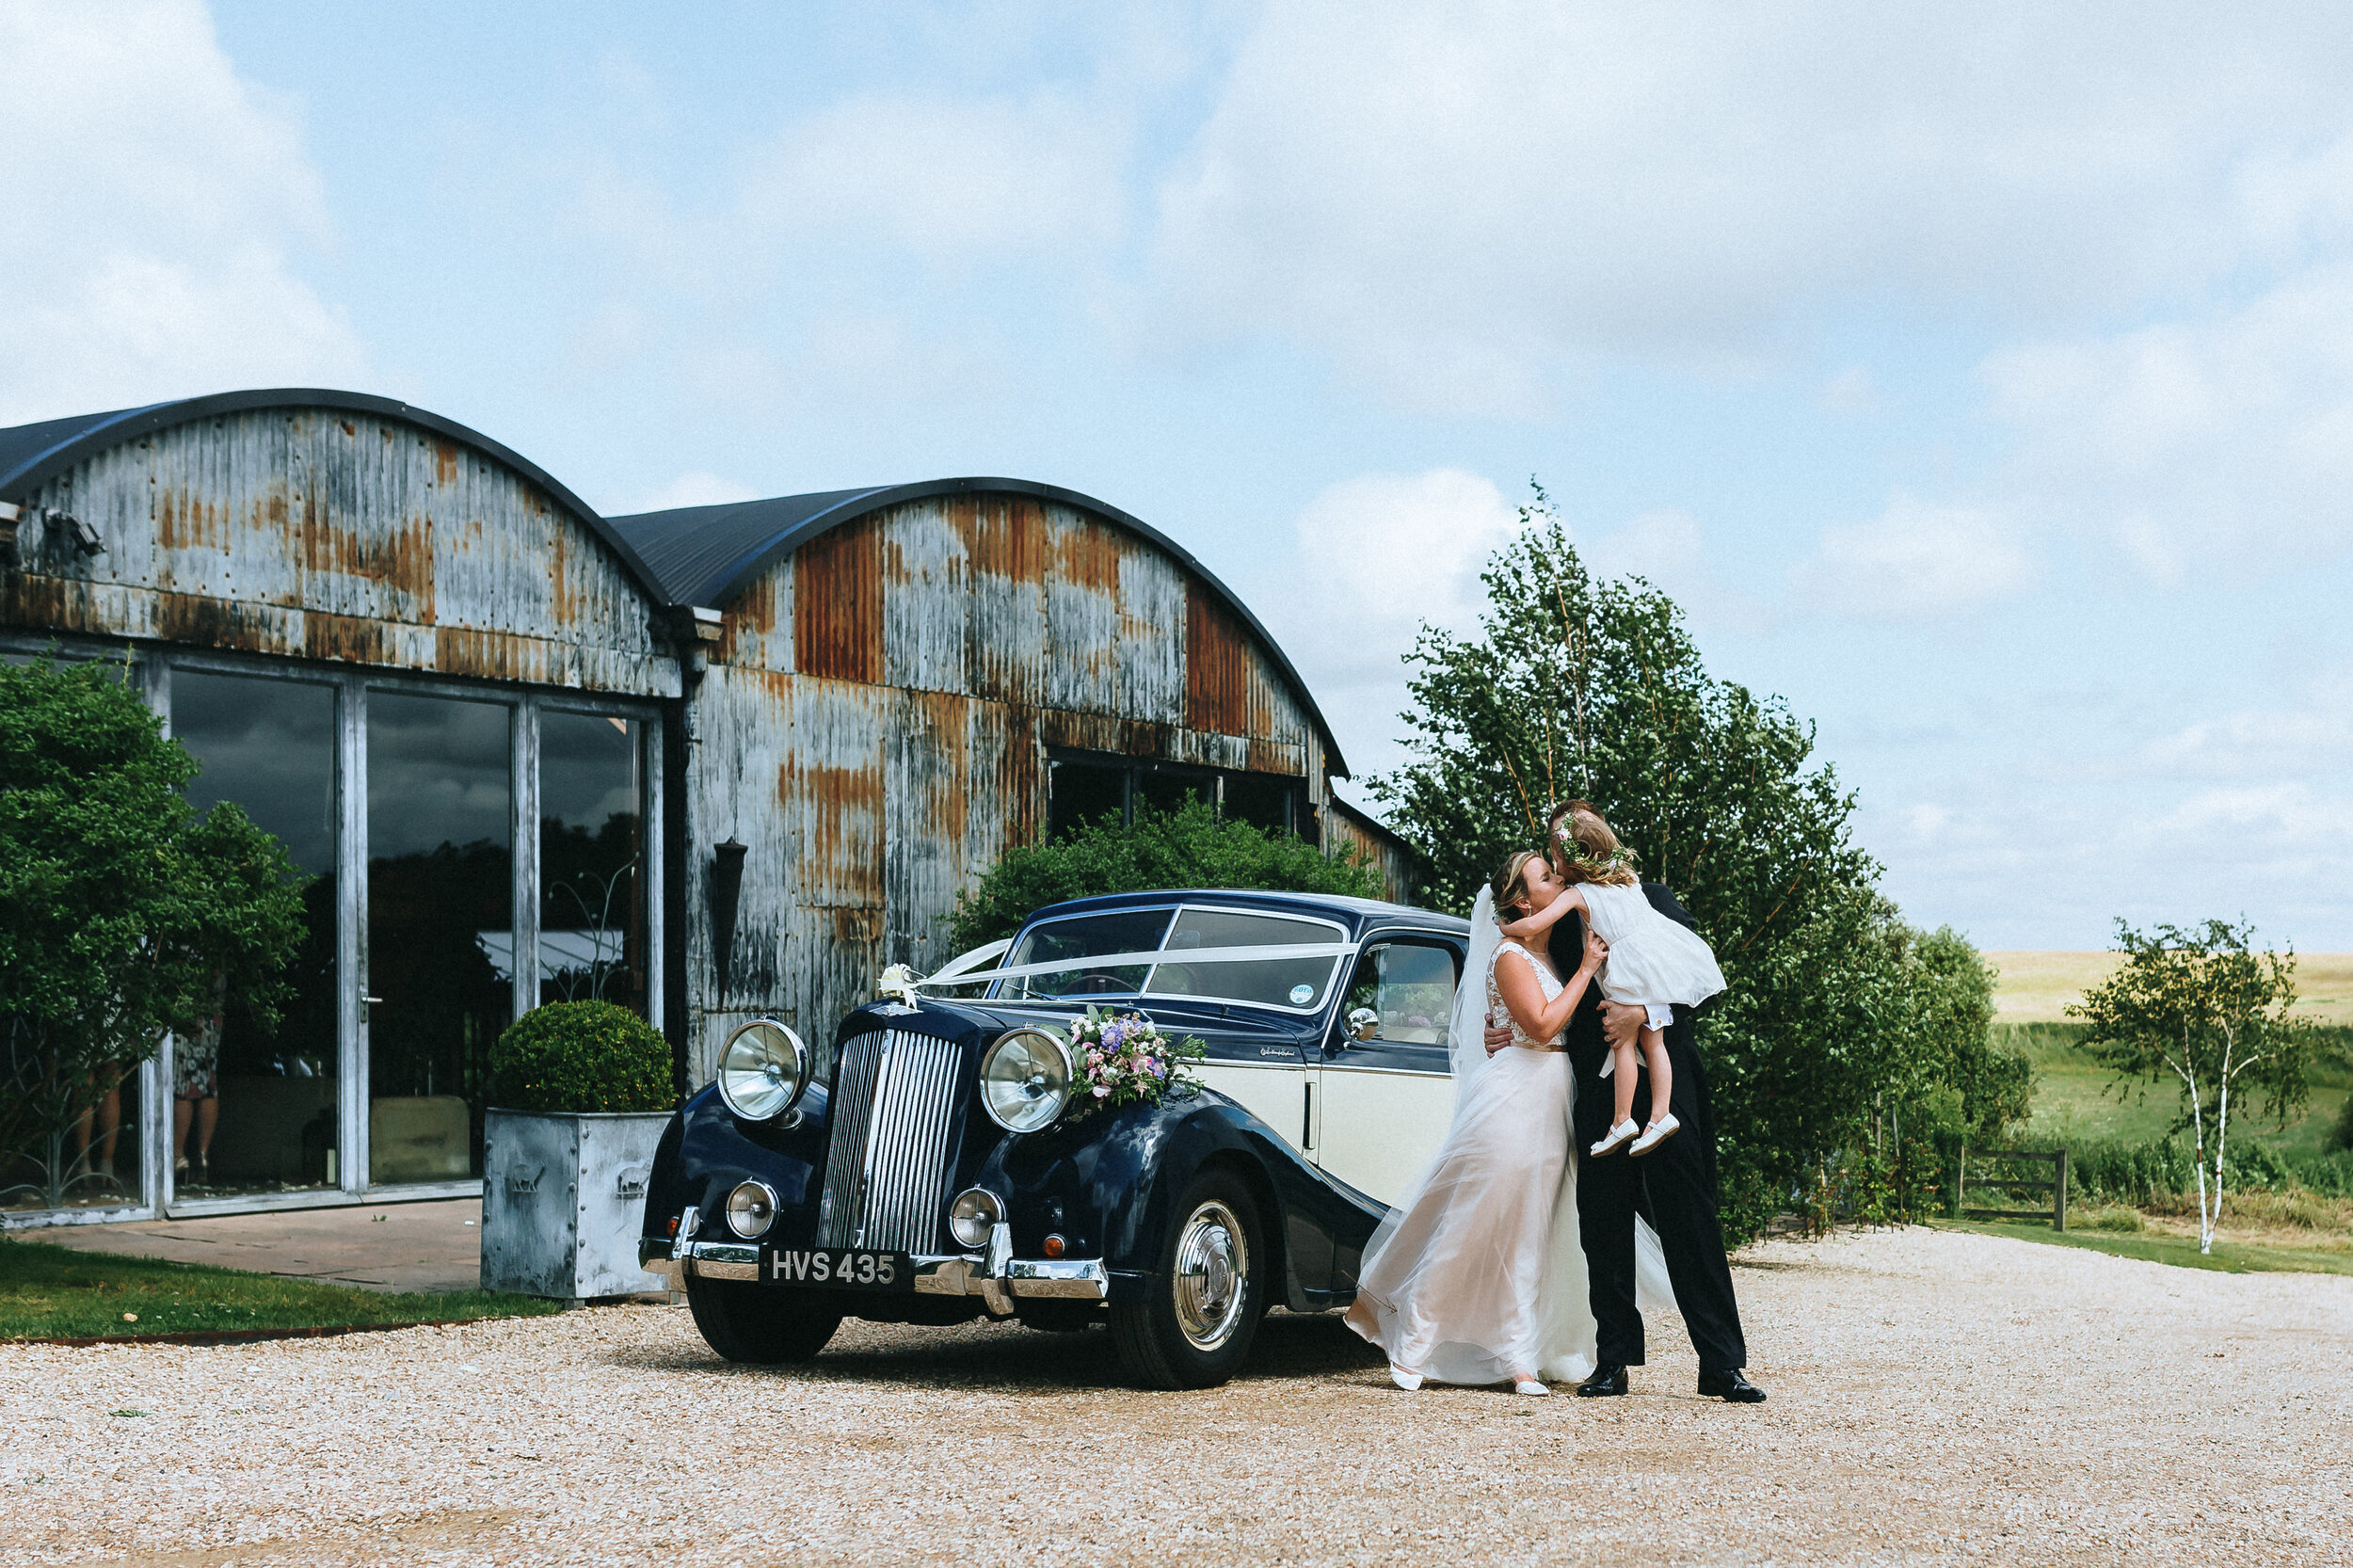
left=0, top=388, right=669, bottom=602
left=609, top=477, right=1350, bottom=776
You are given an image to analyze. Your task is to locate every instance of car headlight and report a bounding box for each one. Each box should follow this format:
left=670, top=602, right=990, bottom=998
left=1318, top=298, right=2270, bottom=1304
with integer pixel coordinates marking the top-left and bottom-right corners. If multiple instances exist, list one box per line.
left=717, top=1018, right=807, bottom=1122
left=978, top=1027, right=1072, bottom=1133
left=948, top=1187, right=1004, bottom=1250
left=725, top=1179, right=778, bottom=1239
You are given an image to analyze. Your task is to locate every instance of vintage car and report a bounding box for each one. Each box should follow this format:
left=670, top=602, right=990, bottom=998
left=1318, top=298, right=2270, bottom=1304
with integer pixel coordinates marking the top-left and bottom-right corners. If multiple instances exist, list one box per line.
left=639, top=890, right=1469, bottom=1387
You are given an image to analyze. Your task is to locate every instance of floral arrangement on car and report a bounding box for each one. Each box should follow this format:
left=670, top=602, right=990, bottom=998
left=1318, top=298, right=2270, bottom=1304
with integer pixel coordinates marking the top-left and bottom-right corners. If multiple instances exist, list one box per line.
left=1068, top=1008, right=1208, bottom=1116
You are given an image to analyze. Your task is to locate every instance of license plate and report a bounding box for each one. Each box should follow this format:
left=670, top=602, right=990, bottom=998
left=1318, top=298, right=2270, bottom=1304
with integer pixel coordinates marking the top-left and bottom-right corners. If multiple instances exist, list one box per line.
left=760, top=1246, right=913, bottom=1291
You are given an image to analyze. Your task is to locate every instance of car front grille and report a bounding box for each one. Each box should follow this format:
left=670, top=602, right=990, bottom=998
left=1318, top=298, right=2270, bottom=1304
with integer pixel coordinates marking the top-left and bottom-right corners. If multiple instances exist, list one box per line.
left=815, top=1029, right=965, bottom=1253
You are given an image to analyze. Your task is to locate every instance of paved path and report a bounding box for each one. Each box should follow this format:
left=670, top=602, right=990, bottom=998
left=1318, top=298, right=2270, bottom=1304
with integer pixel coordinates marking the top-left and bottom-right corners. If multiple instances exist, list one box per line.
left=26, top=1198, right=482, bottom=1294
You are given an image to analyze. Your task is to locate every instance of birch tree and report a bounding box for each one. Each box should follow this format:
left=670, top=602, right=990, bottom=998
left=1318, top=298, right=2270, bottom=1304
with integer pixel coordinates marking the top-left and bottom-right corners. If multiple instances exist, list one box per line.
left=2069, top=920, right=2312, bottom=1253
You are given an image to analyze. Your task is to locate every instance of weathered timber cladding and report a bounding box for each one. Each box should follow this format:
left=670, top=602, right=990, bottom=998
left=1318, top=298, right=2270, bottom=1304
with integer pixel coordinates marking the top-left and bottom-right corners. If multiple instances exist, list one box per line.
left=1, top=409, right=676, bottom=696
left=682, top=492, right=1326, bottom=1080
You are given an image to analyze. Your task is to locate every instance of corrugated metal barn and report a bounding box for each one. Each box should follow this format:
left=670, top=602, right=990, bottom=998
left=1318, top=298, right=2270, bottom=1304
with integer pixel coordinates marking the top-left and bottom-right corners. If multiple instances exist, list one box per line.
left=607, top=481, right=1401, bottom=1081
left=0, top=389, right=1417, bottom=1228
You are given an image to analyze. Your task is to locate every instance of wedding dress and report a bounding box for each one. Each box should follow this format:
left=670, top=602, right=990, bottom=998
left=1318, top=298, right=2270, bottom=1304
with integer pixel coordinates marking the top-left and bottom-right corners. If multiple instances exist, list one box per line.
left=1343, top=887, right=1673, bottom=1385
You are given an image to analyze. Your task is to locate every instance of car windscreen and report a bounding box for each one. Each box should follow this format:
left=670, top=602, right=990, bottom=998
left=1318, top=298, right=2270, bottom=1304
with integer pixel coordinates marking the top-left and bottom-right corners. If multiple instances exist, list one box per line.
left=993, top=905, right=1347, bottom=1013
left=998, top=908, right=1176, bottom=1000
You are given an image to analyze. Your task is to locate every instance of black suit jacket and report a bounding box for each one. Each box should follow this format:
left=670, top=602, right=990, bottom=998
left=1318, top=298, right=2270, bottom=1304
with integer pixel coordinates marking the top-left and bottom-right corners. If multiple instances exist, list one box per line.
left=1545, top=881, right=1721, bottom=1194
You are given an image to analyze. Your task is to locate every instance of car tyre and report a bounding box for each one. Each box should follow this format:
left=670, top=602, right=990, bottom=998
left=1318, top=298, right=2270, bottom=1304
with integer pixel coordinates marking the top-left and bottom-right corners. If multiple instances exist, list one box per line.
left=1111, top=1169, right=1265, bottom=1390
left=685, top=1276, right=843, bottom=1364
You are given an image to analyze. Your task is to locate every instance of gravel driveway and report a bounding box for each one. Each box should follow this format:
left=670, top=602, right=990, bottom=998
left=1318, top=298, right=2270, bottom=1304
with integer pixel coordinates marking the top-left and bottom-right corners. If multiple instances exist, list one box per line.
left=5, top=1227, right=2347, bottom=1566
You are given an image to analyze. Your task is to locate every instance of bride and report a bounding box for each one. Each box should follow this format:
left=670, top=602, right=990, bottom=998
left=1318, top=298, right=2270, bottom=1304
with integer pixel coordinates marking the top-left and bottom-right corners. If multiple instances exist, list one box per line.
left=1344, top=849, right=1631, bottom=1394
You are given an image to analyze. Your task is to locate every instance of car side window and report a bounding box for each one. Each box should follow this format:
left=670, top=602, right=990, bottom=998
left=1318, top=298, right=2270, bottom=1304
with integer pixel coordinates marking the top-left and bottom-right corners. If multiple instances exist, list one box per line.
left=1339, top=941, right=1459, bottom=1047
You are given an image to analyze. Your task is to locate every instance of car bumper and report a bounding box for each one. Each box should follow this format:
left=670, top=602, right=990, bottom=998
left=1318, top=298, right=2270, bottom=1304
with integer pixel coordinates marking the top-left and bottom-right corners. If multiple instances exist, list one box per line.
left=641, top=1239, right=1108, bottom=1309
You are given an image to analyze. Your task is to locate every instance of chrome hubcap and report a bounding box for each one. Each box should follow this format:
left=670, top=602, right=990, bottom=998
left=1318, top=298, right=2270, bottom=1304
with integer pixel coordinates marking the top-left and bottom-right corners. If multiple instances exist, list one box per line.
left=1172, top=1200, right=1248, bottom=1351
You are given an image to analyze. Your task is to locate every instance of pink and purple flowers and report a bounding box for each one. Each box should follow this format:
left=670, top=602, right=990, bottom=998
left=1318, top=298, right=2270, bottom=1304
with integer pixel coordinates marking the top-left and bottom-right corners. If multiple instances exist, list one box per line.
left=1066, top=1008, right=1207, bottom=1116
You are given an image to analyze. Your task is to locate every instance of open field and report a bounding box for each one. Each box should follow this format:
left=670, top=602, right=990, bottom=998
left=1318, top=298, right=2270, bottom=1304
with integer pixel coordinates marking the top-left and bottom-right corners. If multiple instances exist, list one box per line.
left=1985, top=950, right=2353, bottom=1024
left=4, top=1226, right=2345, bottom=1567
left=0, top=1239, right=559, bottom=1342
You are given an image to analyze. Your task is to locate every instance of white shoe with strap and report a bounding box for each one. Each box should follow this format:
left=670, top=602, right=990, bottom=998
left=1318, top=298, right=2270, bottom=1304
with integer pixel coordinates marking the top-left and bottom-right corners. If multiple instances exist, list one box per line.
left=1629, top=1112, right=1681, bottom=1157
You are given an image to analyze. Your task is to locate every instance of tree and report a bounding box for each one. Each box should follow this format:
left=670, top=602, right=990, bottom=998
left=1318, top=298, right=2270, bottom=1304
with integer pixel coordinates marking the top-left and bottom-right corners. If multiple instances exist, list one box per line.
left=0, top=656, right=306, bottom=1208
left=2070, top=919, right=2311, bottom=1253
left=1369, top=492, right=1989, bottom=1239
left=949, top=799, right=1384, bottom=952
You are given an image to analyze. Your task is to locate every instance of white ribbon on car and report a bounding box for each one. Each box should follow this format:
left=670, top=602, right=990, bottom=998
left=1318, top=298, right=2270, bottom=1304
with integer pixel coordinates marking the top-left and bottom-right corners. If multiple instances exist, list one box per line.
left=877, top=936, right=1361, bottom=1003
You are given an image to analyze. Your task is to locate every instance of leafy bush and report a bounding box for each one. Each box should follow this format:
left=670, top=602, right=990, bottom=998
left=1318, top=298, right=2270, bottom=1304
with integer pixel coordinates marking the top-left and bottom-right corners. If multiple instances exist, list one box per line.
left=488, top=1001, right=674, bottom=1114
left=2, top=656, right=305, bottom=1206
left=2074, top=1202, right=2145, bottom=1233
left=948, top=799, right=1385, bottom=952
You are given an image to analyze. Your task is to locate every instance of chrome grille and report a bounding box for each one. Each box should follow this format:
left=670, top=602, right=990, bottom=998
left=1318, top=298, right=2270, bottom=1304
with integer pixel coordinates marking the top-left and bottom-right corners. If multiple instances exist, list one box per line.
left=815, top=1029, right=965, bottom=1252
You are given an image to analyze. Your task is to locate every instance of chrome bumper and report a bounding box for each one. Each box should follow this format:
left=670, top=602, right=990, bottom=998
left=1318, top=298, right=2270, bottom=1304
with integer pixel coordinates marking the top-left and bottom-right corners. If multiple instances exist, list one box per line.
left=646, top=1238, right=1107, bottom=1310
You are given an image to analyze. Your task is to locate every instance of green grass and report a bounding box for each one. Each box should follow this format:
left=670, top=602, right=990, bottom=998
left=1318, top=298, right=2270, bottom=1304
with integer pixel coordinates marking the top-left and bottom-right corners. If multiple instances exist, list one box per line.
left=1931, top=1218, right=2353, bottom=1277
left=0, top=1237, right=564, bottom=1341
left=1995, top=1021, right=2353, bottom=1162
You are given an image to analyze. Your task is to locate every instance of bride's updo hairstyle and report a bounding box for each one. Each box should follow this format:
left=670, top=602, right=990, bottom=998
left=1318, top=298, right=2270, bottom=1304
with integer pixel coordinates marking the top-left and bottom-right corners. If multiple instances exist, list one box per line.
left=1488, top=850, right=1544, bottom=921
left=1549, top=799, right=1640, bottom=888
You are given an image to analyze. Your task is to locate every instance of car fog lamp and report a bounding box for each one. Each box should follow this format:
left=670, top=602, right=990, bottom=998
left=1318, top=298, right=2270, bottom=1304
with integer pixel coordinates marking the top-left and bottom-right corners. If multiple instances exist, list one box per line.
left=978, top=1028, right=1072, bottom=1134
left=948, top=1188, right=1005, bottom=1251
left=718, top=1018, right=807, bottom=1122
left=725, top=1180, right=778, bottom=1240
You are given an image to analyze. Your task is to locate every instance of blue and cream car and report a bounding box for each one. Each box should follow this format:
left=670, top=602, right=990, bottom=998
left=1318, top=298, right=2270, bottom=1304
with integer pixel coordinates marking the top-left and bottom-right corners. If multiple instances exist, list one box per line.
left=639, top=890, right=1469, bottom=1387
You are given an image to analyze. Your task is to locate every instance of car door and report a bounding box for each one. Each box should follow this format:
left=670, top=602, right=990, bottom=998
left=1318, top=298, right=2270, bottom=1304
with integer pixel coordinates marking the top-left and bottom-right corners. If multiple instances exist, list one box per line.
left=1313, top=936, right=1462, bottom=1208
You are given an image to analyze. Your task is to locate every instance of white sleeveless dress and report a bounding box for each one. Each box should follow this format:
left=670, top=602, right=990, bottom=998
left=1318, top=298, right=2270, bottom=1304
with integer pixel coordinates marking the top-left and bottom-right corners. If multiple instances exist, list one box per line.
left=1343, top=940, right=1600, bottom=1384
left=1581, top=881, right=1725, bottom=1015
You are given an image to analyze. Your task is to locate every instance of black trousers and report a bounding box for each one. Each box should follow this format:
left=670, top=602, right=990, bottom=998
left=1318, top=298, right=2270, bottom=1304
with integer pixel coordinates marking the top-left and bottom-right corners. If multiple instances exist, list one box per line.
left=1574, top=1032, right=1749, bottom=1373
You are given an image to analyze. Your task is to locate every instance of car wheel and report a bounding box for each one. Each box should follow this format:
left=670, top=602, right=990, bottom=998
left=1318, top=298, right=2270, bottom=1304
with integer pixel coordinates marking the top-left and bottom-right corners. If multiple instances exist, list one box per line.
left=1110, top=1169, right=1265, bottom=1389
left=685, top=1276, right=843, bottom=1364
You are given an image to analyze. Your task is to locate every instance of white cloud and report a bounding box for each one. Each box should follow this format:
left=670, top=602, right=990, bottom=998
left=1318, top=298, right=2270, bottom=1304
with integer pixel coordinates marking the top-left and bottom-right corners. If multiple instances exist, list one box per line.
left=1795, top=494, right=2037, bottom=620
left=601, top=471, right=760, bottom=518
left=1145, top=2, right=2353, bottom=412
left=1271, top=468, right=1524, bottom=689
left=1981, top=264, right=2353, bottom=579
left=2133, top=673, right=2353, bottom=780
left=0, top=0, right=364, bottom=424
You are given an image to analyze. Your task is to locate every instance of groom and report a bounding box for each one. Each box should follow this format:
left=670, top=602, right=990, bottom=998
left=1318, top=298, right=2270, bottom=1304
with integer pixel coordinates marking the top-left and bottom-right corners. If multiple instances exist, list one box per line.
left=1486, top=803, right=1766, bottom=1403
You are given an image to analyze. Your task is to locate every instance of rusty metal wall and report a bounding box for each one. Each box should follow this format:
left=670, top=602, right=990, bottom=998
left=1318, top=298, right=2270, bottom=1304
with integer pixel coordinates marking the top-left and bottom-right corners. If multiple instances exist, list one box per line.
left=681, top=492, right=1330, bottom=1080
left=1, top=409, right=678, bottom=697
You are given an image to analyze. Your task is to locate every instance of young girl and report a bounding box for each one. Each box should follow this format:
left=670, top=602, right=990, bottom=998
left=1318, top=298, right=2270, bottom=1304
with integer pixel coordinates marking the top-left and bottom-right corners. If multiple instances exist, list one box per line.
left=1500, top=802, right=1725, bottom=1157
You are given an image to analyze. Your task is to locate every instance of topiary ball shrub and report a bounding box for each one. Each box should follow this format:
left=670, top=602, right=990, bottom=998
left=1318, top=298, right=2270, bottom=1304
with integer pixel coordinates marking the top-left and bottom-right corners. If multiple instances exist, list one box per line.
left=488, top=1001, right=676, bottom=1114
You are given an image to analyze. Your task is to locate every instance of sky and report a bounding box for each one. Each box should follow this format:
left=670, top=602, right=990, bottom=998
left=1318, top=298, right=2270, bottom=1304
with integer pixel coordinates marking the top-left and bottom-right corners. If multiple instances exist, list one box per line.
left=8, top=0, right=2353, bottom=950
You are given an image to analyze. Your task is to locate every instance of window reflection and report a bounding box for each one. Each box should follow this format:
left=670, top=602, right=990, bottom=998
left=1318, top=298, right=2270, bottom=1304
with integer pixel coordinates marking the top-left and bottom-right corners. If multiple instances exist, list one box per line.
left=172, top=671, right=339, bottom=1197
left=538, top=712, right=646, bottom=1015
left=367, top=692, right=510, bottom=1186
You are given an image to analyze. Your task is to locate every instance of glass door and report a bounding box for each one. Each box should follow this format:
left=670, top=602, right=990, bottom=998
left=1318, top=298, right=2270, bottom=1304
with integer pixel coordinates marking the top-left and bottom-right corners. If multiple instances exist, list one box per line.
left=537, top=711, right=647, bottom=1016
left=171, top=670, right=342, bottom=1197
left=366, top=691, right=513, bottom=1186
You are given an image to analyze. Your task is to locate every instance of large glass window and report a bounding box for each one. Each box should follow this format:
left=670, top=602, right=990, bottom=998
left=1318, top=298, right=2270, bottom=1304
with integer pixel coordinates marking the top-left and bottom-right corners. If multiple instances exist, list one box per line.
left=172, top=672, right=342, bottom=1197
left=367, top=692, right=511, bottom=1186
left=1047, top=749, right=1305, bottom=840
left=538, top=712, right=647, bottom=1016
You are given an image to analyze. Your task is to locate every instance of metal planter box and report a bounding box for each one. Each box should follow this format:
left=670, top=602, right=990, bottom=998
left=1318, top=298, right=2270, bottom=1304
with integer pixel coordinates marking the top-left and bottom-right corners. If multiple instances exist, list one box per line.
left=482, top=1108, right=670, bottom=1301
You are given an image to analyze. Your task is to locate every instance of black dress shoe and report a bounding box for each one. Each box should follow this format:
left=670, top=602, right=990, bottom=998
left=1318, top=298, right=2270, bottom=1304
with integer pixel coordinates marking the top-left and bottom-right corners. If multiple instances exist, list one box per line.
left=1697, top=1368, right=1766, bottom=1403
left=1577, top=1363, right=1628, bottom=1397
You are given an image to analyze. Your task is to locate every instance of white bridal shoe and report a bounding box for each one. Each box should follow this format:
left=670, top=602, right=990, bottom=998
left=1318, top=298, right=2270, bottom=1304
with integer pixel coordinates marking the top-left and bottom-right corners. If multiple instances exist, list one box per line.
left=1513, top=1379, right=1549, bottom=1397
left=1590, top=1118, right=1641, bottom=1157
left=1390, top=1366, right=1425, bottom=1392
left=1629, top=1112, right=1681, bottom=1157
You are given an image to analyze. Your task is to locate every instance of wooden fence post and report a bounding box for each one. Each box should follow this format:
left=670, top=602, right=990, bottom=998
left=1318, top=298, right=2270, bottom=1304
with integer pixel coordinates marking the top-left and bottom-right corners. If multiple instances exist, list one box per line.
left=1955, top=1147, right=1966, bottom=1220
left=2055, top=1146, right=2068, bottom=1232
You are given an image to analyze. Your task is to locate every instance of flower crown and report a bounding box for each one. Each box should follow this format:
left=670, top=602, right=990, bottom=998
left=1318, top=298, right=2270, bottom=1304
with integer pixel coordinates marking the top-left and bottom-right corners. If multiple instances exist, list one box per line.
left=1553, top=823, right=1631, bottom=872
